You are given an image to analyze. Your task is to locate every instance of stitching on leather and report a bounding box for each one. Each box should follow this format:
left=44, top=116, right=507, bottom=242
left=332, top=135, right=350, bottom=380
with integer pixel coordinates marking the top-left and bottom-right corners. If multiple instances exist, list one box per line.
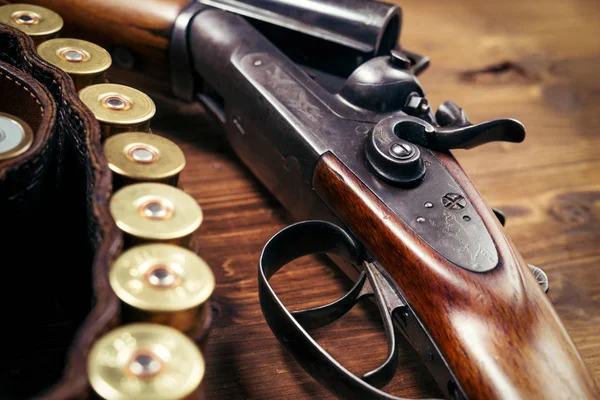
left=0, top=26, right=122, bottom=398
left=0, top=69, right=45, bottom=113
left=23, top=55, right=34, bottom=70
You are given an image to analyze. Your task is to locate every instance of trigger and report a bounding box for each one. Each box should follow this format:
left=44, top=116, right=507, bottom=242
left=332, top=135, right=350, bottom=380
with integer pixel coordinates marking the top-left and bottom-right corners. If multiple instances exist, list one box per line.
left=361, top=261, right=407, bottom=388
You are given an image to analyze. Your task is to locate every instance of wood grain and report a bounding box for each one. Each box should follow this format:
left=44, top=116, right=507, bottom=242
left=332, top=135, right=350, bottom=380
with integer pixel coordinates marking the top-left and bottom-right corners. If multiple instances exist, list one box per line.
left=16, top=0, right=189, bottom=79
left=313, top=151, right=598, bottom=398
left=8, top=0, right=600, bottom=397
left=120, top=0, right=600, bottom=398
left=149, top=1, right=599, bottom=397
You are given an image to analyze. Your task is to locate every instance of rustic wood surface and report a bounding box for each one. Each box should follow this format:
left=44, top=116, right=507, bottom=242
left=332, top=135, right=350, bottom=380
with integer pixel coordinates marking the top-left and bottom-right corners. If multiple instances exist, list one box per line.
left=107, top=0, right=600, bottom=398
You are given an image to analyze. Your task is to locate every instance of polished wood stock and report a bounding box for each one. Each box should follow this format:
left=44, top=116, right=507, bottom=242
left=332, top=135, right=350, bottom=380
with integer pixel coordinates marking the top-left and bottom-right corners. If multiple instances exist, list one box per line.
left=313, top=151, right=599, bottom=399
left=12, top=0, right=188, bottom=80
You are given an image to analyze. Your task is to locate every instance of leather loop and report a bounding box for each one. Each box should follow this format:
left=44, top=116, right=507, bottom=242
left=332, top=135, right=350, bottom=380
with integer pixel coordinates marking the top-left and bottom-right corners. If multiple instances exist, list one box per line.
left=0, top=23, right=122, bottom=400
left=0, top=59, right=54, bottom=205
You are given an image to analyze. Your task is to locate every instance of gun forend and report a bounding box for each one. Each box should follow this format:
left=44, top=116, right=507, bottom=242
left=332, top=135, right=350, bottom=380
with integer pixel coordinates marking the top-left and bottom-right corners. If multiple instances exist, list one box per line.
left=310, top=151, right=599, bottom=399
left=5, top=0, right=190, bottom=81
left=195, top=0, right=401, bottom=55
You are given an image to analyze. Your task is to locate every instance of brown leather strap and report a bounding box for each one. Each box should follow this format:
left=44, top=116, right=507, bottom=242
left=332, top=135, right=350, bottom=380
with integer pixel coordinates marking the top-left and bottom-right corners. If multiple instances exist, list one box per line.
left=0, top=23, right=122, bottom=400
left=1, top=19, right=211, bottom=399
left=0, top=59, right=54, bottom=205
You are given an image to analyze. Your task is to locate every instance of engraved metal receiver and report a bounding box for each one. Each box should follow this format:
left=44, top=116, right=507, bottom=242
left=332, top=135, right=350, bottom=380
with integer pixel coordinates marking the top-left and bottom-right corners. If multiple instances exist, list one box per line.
left=258, top=219, right=550, bottom=399
left=12, top=0, right=594, bottom=398
left=168, top=1, right=596, bottom=398
left=255, top=40, right=550, bottom=397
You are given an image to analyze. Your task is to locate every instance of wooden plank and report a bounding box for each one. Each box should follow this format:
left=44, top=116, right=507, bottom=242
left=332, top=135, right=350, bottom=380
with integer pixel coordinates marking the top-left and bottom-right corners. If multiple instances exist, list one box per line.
left=130, top=0, right=600, bottom=397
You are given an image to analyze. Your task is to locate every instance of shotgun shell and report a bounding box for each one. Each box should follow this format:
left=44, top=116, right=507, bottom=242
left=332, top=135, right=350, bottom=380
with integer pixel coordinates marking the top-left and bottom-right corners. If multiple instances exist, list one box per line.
left=88, top=324, right=205, bottom=400
left=0, top=4, right=63, bottom=45
left=110, top=182, right=202, bottom=248
left=110, top=243, right=214, bottom=335
left=37, top=38, right=111, bottom=91
left=103, top=132, right=186, bottom=189
left=78, top=83, right=156, bottom=139
left=0, top=112, right=33, bottom=161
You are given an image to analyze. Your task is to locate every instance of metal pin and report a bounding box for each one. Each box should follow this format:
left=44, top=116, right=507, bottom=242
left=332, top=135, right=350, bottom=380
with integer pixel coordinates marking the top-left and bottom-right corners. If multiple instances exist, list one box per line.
left=146, top=265, right=178, bottom=288
left=130, top=146, right=157, bottom=163
left=13, top=12, right=39, bottom=25
left=140, top=198, right=173, bottom=220
left=529, top=264, right=549, bottom=293
left=128, top=351, right=163, bottom=378
left=62, top=49, right=85, bottom=62
left=389, top=142, right=414, bottom=159
left=102, top=95, right=130, bottom=111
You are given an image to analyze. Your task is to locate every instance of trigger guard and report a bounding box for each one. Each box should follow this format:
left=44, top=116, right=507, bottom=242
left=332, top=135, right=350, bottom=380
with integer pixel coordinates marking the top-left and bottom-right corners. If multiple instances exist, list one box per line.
left=292, top=271, right=371, bottom=330
left=258, top=220, right=410, bottom=400
left=260, top=220, right=364, bottom=280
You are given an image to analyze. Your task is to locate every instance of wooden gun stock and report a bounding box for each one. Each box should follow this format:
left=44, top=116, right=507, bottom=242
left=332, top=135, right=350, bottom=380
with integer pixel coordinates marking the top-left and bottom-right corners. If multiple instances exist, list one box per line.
left=313, top=151, right=599, bottom=399
left=11, top=0, right=187, bottom=80
left=12, top=0, right=598, bottom=397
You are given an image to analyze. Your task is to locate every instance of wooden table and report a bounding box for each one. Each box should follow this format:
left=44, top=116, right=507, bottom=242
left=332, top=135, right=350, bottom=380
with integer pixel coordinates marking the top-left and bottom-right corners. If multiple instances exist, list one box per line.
left=119, top=0, right=600, bottom=397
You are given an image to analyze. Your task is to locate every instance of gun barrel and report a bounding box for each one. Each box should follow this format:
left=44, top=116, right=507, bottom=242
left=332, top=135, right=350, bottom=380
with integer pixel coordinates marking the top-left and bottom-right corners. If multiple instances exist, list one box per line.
left=188, top=11, right=600, bottom=397
left=197, top=0, right=401, bottom=55
left=10, top=0, right=401, bottom=94
left=8, top=1, right=598, bottom=398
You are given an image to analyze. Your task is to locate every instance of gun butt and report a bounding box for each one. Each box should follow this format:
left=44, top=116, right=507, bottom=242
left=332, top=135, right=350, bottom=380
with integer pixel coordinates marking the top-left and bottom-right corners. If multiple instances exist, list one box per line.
left=313, top=151, right=599, bottom=399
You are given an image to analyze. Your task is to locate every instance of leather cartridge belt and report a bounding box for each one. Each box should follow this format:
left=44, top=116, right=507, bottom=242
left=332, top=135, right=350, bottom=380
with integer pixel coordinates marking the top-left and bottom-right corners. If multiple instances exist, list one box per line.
left=0, top=18, right=211, bottom=400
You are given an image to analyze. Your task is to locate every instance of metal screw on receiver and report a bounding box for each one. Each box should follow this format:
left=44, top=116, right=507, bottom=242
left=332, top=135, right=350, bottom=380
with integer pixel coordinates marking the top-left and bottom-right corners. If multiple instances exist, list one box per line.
left=442, top=193, right=467, bottom=210
left=103, top=132, right=186, bottom=189
left=529, top=264, right=550, bottom=293
left=110, top=243, right=215, bottom=337
left=37, top=38, right=112, bottom=90
left=78, top=83, right=156, bottom=140
left=88, top=324, right=205, bottom=400
left=0, top=3, right=63, bottom=45
left=389, top=142, right=414, bottom=159
left=365, top=118, right=426, bottom=186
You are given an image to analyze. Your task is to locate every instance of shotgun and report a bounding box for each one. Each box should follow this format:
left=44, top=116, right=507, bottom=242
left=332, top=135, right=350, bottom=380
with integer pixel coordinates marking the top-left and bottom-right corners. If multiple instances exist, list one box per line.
left=17, top=0, right=599, bottom=398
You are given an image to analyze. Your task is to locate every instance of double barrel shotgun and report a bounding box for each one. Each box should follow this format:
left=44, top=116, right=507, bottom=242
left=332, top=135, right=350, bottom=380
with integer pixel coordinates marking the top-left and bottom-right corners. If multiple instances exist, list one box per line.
left=17, top=0, right=599, bottom=399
